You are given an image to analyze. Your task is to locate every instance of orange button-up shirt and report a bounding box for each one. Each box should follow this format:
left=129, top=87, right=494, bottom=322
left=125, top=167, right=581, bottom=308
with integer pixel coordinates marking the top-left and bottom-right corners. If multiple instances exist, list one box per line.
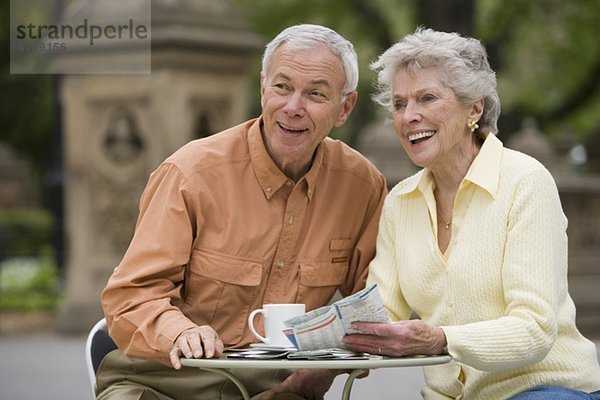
left=102, top=117, right=386, bottom=366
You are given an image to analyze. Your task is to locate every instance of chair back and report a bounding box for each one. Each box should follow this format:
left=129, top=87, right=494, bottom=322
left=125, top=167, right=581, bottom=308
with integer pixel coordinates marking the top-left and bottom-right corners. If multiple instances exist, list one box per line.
left=85, top=318, right=117, bottom=396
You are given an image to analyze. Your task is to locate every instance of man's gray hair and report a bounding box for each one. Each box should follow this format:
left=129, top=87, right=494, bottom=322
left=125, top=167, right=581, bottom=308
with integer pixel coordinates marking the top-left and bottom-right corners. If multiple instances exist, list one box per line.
left=262, top=24, right=359, bottom=95
left=371, top=27, right=501, bottom=134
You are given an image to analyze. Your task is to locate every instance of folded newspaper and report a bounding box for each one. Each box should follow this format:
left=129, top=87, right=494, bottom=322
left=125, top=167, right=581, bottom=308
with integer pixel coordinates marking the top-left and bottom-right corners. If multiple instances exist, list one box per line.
left=224, top=348, right=372, bottom=360
left=282, top=284, right=390, bottom=351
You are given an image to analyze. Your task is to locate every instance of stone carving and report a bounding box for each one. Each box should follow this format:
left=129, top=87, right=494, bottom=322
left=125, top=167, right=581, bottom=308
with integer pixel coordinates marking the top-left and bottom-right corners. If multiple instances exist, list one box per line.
left=103, top=111, right=144, bottom=165
left=90, top=107, right=148, bottom=253
left=190, top=97, right=229, bottom=139
left=89, top=169, right=145, bottom=254
left=506, top=117, right=557, bottom=170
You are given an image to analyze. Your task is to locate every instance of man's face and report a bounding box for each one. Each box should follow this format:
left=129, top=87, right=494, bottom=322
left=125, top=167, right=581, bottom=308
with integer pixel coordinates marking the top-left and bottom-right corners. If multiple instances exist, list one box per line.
left=260, top=44, right=357, bottom=179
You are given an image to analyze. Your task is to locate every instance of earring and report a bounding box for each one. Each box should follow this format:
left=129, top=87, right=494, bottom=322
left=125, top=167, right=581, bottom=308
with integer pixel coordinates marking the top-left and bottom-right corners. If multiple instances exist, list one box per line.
left=468, top=120, right=479, bottom=133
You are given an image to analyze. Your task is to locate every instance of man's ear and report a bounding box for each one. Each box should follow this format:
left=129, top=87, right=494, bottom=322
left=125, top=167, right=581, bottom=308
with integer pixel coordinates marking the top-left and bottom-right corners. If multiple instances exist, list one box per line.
left=334, top=91, right=358, bottom=128
left=259, top=72, right=266, bottom=108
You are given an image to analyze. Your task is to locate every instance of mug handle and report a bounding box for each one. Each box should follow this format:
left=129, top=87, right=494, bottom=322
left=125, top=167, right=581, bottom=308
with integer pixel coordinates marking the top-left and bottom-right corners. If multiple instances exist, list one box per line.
left=248, top=308, right=268, bottom=343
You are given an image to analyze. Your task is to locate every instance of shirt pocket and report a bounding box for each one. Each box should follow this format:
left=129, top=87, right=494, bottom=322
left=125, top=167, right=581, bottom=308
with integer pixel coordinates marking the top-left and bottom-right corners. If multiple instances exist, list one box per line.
left=297, top=260, right=349, bottom=310
left=186, top=248, right=263, bottom=346
left=329, top=238, right=353, bottom=251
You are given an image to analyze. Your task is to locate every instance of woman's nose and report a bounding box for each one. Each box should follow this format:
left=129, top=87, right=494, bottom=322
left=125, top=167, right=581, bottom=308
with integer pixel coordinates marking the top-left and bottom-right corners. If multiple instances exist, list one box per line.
left=402, top=101, right=422, bottom=124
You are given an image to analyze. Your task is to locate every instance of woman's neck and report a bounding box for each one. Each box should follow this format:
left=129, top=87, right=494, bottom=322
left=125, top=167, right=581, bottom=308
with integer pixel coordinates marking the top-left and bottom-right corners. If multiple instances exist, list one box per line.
left=430, top=135, right=482, bottom=195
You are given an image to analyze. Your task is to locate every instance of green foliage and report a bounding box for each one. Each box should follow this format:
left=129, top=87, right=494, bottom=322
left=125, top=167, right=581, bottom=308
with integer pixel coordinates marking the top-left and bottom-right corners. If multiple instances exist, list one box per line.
left=0, top=0, right=55, bottom=178
left=0, top=253, right=62, bottom=311
left=481, top=0, right=600, bottom=135
left=0, top=208, right=53, bottom=259
left=235, top=0, right=419, bottom=144
left=0, top=208, right=58, bottom=311
left=3, top=0, right=599, bottom=174
left=235, top=0, right=600, bottom=142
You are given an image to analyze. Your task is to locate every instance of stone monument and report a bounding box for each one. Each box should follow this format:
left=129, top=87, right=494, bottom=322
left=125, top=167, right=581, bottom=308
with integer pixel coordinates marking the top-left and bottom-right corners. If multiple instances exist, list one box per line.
left=356, top=113, right=418, bottom=188
left=57, top=0, right=263, bottom=332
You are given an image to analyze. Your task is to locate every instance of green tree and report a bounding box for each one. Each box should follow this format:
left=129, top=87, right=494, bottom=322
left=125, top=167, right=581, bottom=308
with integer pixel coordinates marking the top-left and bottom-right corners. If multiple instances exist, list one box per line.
left=0, top=0, right=55, bottom=188
left=236, top=0, right=600, bottom=144
left=3, top=0, right=600, bottom=184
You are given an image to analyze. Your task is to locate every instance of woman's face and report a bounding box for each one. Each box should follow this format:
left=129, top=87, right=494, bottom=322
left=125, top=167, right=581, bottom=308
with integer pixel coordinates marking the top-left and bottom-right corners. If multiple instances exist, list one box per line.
left=391, top=67, right=481, bottom=170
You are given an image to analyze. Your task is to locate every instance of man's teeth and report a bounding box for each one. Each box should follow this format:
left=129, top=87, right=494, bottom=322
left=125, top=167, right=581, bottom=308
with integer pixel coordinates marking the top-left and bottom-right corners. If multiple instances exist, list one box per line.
left=280, top=123, right=305, bottom=132
left=409, top=131, right=435, bottom=142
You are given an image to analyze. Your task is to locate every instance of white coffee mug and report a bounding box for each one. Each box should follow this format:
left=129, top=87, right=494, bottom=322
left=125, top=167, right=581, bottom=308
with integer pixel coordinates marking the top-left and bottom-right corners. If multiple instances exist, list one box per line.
left=248, top=303, right=305, bottom=347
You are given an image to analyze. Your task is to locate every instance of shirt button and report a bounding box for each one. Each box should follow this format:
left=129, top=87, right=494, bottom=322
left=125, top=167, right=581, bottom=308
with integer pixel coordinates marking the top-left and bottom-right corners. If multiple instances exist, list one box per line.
left=285, top=180, right=292, bottom=186
left=448, top=302, right=454, bottom=308
left=266, top=186, right=272, bottom=193
left=307, top=189, right=312, bottom=196
left=277, top=260, right=285, bottom=268
left=288, top=216, right=294, bottom=225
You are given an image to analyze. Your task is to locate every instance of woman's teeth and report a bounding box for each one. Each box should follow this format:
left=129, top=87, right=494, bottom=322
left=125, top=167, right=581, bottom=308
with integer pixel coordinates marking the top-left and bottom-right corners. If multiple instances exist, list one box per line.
left=409, top=131, right=435, bottom=144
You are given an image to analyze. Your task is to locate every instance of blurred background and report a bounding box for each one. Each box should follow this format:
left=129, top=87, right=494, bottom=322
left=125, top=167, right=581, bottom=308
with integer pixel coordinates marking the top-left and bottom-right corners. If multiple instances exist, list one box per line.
left=1, top=0, right=599, bottom=342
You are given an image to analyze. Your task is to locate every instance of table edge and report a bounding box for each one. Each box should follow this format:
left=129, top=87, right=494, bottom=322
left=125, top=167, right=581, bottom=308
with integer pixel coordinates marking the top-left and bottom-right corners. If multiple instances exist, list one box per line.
left=180, top=355, right=452, bottom=370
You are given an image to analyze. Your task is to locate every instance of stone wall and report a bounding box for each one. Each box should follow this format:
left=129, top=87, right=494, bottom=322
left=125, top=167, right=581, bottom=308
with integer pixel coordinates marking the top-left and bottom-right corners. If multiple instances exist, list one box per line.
left=557, top=177, right=600, bottom=336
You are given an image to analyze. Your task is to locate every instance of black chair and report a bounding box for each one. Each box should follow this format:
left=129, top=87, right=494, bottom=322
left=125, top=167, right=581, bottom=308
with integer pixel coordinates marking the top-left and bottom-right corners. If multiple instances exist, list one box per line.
left=85, top=318, right=117, bottom=396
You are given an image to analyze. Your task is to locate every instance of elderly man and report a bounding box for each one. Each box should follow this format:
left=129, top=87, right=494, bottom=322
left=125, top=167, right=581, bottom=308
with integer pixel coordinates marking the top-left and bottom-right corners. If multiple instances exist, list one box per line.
left=97, top=24, right=386, bottom=400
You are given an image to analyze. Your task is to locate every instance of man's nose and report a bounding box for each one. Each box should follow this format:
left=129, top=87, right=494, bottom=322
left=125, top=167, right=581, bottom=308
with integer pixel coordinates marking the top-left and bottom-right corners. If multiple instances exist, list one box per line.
left=283, top=92, right=306, bottom=117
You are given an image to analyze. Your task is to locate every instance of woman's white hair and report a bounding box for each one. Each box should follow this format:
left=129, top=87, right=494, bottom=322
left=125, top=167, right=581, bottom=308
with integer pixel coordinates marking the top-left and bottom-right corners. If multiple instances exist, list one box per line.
left=262, top=24, right=359, bottom=96
left=371, top=27, right=501, bottom=134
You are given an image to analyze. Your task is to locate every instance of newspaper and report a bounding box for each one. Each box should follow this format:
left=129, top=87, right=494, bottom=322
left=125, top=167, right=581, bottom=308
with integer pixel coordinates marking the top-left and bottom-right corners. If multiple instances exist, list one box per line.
left=282, top=284, right=390, bottom=351
left=224, top=348, right=373, bottom=360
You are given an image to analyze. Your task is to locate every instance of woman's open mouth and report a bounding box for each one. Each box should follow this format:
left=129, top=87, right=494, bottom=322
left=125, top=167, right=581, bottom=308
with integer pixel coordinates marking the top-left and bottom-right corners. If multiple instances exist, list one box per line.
left=408, top=130, right=436, bottom=144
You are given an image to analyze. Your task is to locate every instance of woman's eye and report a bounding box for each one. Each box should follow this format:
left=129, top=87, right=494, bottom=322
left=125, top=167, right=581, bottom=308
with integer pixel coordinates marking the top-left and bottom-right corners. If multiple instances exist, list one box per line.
left=393, top=101, right=406, bottom=110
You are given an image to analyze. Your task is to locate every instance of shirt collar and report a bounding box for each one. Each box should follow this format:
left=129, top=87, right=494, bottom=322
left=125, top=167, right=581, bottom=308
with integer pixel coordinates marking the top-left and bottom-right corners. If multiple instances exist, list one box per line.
left=463, top=133, right=502, bottom=199
left=248, top=117, right=321, bottom=200
left=396, top=133, right=503, bottom=199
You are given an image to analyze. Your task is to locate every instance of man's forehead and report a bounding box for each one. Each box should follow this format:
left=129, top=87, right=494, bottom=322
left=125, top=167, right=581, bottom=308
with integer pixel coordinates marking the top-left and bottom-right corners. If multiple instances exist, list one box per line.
left=273, top=72, right=333, bottom=88
left=268, top=46, right=344, bottom=80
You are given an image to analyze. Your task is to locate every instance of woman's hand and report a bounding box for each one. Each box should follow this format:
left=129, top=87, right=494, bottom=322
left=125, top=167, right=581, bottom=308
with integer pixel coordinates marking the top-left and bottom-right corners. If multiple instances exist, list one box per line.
left=343, top=320, right=447, bottom=357
left=169, top=325, right=224, bottom=369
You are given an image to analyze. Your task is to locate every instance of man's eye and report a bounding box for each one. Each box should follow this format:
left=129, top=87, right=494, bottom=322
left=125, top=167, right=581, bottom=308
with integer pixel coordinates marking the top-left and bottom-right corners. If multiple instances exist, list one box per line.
left=310, top=91, right=325, bottom=99
left=274, top=83, right=289, bottom=91
left=421, top=94, right=436, bottom=102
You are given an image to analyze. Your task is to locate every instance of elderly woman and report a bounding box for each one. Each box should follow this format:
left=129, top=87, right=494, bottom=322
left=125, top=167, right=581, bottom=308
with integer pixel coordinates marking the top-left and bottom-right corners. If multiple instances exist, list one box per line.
left=343, top=28, right=600, bottom=399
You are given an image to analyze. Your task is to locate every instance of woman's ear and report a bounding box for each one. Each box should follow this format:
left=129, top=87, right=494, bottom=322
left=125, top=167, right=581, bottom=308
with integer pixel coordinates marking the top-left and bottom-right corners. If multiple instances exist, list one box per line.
left=469, top=98, right=485, bottom=122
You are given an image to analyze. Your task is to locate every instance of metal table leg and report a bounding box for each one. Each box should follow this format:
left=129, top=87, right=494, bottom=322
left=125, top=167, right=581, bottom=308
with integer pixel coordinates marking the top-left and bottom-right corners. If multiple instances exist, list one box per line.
left=341, top=369, right=367, bottom=400
left=197, top=367, right=251, bottom=400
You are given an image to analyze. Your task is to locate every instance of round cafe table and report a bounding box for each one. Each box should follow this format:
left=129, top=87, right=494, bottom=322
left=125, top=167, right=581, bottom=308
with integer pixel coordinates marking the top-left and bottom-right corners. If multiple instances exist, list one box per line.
left=181, top=354, right=451, bottom=400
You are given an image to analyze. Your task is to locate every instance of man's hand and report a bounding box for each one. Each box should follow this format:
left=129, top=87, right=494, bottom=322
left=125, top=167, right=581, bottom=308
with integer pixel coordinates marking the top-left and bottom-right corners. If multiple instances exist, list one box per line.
left=169, top=325, right=224, bottom=369
left=261, top=369, right=338, bottom=400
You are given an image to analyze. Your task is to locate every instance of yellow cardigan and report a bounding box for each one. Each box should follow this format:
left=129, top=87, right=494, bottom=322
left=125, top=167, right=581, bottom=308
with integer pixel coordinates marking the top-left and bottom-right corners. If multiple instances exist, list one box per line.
left=367, top=134, right=600, bottom=399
